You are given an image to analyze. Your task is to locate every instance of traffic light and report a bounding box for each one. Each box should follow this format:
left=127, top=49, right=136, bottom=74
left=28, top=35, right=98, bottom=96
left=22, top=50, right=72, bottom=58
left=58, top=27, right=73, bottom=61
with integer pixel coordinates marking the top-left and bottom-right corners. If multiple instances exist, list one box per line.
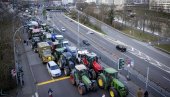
left=118, top=58, right=125, bottom=70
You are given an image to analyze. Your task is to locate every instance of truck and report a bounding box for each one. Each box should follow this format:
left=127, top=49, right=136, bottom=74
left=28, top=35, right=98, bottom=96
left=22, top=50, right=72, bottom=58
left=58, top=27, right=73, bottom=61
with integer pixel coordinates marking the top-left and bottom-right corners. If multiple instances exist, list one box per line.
left=30, top=28, right=43, bottom=52
left=37, top=42, right=54, bottom=64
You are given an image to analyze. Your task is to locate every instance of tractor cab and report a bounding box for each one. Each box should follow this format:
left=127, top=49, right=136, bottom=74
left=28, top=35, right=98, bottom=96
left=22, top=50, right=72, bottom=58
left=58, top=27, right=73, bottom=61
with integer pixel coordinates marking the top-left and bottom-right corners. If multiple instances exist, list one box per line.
left=77, top=49, right=89, bottom=64
left=40, top=23, right=47, bottom=30
left=77, top=49, right=89, bottom=59
left=84, top=52, right=103, bottom=73
left=63, top=41, right=69, bottom=49
left=51, top=41, right=64, bottom=52
left=104, top=68, right=118, bottom=79
left=31, top=28, right=42, bottom=37
left=51, top=41, right=65, bottom=61
left=75, top=65, right=89, bottom=78
left=58, top=52, right=75, bottom=70
left=66, top=46, right=77, bottom=58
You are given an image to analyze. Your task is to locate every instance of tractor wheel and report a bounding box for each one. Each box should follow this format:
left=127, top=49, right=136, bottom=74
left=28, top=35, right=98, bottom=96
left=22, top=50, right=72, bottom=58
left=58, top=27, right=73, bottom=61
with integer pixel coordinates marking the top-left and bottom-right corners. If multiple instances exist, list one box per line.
left=90, top=69, right=96, bottom=80
left=125, top=85, right=129, bottom=95
left=97, top=76, right=105, bottom=89
left=92, top=81, right=98, bottom=91
left=70, top=74, right=76, bottom=85
left=58, top=60, right=62, bottom=69
left=109, top=87, right=118, bottom=97
left=78, top=84, right=86, bottom=95
left=64, top=67, right=70, bottom=76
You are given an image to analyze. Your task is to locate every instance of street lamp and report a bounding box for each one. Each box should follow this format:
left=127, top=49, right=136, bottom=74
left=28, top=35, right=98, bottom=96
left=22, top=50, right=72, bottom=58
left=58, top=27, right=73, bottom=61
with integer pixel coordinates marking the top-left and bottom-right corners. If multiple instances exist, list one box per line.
left=13, top=25, right=26, bottom=85
left=77, top=9, right=80, bottom=47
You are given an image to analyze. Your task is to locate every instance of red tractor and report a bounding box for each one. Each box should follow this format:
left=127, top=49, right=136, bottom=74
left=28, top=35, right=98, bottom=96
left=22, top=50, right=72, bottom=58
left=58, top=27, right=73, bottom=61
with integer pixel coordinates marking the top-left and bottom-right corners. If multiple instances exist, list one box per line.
left=77, top=50, right=103, bottom=79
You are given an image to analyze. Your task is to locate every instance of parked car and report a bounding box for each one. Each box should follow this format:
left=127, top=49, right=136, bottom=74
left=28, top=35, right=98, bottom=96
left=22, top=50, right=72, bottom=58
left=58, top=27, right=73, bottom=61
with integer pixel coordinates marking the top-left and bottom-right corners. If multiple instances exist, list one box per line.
left=47, top=61, right=61, bottom=77
left=116, top=44, right=127, bottom=52
left=61, top=27, right=66, bottom=32
left=82, top=40, right=90, bottom=46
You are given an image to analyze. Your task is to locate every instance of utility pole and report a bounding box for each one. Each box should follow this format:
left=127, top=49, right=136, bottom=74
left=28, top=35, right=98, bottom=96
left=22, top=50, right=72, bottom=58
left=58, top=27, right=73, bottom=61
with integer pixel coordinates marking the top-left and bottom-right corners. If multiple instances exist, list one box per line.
left=78, top=10, right=80, bottom=48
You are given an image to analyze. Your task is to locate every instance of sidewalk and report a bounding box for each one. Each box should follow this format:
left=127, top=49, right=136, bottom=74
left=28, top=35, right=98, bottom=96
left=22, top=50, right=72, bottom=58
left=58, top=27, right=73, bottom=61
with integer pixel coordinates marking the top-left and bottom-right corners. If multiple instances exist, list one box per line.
left=16, top=28, right=38, bottom=97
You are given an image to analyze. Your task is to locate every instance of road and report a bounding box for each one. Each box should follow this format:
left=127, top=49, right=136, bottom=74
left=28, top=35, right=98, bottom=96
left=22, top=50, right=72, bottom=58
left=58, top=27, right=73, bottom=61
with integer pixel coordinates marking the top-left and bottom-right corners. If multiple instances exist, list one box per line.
left=22, top=4, right=169, bottom=96
left=45, top=11, right=170, bottom=96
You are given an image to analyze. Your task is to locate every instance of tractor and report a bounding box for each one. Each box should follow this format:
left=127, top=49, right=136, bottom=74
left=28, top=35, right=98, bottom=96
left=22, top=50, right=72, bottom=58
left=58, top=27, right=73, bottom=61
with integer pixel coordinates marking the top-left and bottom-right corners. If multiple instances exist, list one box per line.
left=81, top=52, right=103, bottom=79
left=97, top=68, right=129, bottom=97
left=70, top=64, right=98, bottom=95
left=51, top=41, right=65, bottom=62
left=57, top=52, right=75, bottom=76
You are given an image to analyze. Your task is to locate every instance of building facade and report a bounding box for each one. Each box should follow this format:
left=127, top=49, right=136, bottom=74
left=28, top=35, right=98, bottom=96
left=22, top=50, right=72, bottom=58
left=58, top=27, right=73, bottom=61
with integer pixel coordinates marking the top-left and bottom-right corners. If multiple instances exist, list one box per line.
left=150, top=0, right=170, bottom=13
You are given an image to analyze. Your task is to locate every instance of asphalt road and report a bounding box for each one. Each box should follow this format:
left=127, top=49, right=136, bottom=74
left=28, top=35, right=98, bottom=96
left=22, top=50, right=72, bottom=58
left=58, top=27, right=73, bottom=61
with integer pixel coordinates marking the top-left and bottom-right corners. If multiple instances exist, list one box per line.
left=21, top=3, right=169, bottom=95
left=46, top=11, right=170, bottom=93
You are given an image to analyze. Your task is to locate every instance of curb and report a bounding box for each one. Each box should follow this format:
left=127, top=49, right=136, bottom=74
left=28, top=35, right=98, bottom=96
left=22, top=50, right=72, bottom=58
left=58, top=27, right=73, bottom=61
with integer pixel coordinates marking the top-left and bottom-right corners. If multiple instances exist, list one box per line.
left=63, top=14, right=105, bottom=37
left=154, top=46, right=170, bottom=54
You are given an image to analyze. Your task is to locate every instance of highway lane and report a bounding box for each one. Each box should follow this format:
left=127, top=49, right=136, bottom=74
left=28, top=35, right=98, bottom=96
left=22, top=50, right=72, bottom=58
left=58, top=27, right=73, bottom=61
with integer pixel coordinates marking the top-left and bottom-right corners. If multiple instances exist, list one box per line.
left=48, top=12, right=170, bottom=93
left=89, top=16, right=170, bottom=67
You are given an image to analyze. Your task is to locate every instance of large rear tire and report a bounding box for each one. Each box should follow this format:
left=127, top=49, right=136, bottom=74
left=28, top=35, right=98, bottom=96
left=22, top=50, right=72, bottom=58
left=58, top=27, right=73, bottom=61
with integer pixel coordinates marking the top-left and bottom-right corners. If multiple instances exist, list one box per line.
left=109, top=87, right=118, bottom=97
left=90, top=69, right=97, bottom=79
left=70, top=74, right=76, bottom=85
left=64, top=67, right=70, bottom=76
left=78, top=84, right=86, bottom=95
left=58, top=59, right=62, bottom=69
left=92, top=81, right=98, bottom=91
left=97, top=76, right=105, bottom=89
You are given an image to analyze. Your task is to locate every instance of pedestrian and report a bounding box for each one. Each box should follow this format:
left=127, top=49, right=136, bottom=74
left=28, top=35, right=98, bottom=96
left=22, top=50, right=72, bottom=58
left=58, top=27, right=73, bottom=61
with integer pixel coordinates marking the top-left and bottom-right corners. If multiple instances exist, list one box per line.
left=26, top=39, right=28, bottom=46
left=137, top=88, right=143, bottom=97
left=144, top=90, right=149, bottom=97
left=102, top=93, right=105, bottom=97
left=48, top=88, right=53, bottom=97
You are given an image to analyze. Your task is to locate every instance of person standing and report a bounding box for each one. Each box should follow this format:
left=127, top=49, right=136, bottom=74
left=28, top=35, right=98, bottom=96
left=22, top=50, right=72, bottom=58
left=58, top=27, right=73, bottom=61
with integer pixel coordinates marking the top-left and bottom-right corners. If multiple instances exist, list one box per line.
left=48, top=88, right=53, bottom=97
left=137, top=88, right=143, bottom=97
left=144, top=90, right=149, bottom=97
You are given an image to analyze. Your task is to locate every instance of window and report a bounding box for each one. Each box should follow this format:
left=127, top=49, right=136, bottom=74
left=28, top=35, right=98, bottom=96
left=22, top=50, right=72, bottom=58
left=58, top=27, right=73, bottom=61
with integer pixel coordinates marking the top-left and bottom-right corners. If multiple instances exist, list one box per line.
left=50, top=65, right=59, bottom=70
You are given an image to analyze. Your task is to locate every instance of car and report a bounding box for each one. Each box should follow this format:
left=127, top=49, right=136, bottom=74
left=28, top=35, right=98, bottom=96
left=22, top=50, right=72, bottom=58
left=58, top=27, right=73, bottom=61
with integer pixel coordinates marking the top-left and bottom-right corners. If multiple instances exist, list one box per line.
left=61, top=27, right=66, bottom=32
left=47, top=61, right=62, bottom=77
left=87, top=31, right=94, bottom=34
left=116, top=44, right=127, bottom=52
left=82, top=40, right=90, bottom=46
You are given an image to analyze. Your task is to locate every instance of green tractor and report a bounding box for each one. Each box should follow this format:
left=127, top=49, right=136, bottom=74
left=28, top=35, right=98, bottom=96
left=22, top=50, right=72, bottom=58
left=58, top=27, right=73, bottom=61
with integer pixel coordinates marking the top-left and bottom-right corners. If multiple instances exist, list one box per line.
left=97, top=68, right=129, bottom=97
left=70, top=64, right=98, bottom=95
left=51, top=41, right=65, bottom=62
left=58, top=52, right=75, bottom=76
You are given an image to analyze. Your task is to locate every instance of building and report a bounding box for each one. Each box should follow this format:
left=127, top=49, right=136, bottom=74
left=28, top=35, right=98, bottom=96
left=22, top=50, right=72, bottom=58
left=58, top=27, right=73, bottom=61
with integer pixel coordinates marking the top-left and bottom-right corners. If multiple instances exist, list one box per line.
left=125, top=0, right=149, bottom=5
left=97, top=0, right=114, bottom=5
left=62, top=0, right=74, bottom=5
left=85, top=0, right=96, bottom=3
left=114, top=0, right=125, bottom=10
left=150, top=0, right=170, bottom=13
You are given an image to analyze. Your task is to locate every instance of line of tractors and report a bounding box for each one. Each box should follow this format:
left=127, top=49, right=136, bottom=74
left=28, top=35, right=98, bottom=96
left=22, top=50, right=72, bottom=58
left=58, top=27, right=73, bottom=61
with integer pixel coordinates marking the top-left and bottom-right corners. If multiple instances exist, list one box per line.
left=26, top=19, right=129, bottom=97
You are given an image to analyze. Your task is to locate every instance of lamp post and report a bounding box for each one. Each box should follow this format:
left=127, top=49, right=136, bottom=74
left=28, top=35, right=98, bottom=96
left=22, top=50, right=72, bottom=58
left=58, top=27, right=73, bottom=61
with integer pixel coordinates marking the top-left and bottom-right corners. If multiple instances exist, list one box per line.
left=77, top=9, right=80, bottom=47
left=13, top=25, right=25, bottom=85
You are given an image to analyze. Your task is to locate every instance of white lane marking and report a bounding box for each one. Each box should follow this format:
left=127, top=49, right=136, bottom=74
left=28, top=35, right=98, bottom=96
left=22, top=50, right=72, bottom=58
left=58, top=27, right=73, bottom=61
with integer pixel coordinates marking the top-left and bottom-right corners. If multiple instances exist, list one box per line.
left=163, top=76, right=170, bottom=82
left=54, top=14, right=168, bottom=97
